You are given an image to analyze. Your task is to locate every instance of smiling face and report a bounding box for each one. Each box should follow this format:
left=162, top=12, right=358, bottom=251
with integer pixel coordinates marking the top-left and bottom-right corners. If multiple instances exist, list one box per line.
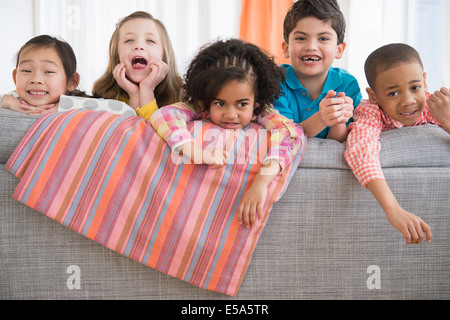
left=282, top=16, right=345, bottom=81
left=208, top=79, right=255, bottom=130
left=117, top=18, right=164, bottom=84
left=367, top=62, right=428, bottom=126
left=13, top=46, right=75, bottom=106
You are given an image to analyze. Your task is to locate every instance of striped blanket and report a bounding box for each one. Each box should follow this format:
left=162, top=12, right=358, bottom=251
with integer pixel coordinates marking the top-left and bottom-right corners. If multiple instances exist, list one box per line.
left=6, top=109, right=305, bottom=296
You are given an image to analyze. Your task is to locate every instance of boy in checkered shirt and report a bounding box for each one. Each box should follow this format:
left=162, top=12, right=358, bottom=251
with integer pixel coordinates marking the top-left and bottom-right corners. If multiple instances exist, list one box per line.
left=344, top=43, right=450, bottom=245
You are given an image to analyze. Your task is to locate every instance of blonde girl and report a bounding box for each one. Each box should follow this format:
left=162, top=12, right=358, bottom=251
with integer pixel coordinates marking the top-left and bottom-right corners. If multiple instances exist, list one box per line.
left=92, top=11, right=183, bottom=120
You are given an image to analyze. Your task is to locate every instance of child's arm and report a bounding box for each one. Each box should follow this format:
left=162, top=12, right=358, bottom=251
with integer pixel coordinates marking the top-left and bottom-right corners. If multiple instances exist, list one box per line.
left=150, top=102, right=201, bottom=150
left=1, top=94, right=56, bottom=115
left=254, top=106, right=305, bottom=171
left=299, top=90, right=354, bottom=139
left=428, top=87, right=450, bottom=133
left=149, top=102, right=228, bottom=166
left=177, top=141, right=229, bottom=168
left=240, top=107, right=305, bottom=228
left=367, top=180, right=431, bottom=244
left=345, top=102, right=431, bottom=244
left=236, top=159, right=281, bottom=228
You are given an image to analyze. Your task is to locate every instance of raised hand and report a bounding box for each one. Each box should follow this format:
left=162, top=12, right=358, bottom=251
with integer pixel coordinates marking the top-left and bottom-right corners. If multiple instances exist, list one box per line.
left=428, top=87, right=450, bottom=133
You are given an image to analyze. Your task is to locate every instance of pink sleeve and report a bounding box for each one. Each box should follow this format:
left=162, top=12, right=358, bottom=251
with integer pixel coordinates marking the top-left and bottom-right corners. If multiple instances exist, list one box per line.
left=149, top=102, right=202, bottom=151
left=254, top=106, right=305, bottom=171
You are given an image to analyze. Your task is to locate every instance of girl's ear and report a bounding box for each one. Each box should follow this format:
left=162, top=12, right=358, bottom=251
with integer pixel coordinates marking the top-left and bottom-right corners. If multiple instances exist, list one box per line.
left=253, top=102, right=263, bottom=116
left=68, top=72, right=81, bottom=91
left=12, top=69, right=17, bottom=85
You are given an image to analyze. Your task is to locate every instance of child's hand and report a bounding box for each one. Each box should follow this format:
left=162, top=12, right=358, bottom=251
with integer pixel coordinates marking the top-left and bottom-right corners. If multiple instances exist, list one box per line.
left=138, top=60, right=169, bottom=108
left=140, top=60, right=169, bottom=92
left=202, top=147, right=229, bottom=169
left=113, top=63, right=140, bottom=107
left=237, top=160, right=281, bottom=228
left=385, top=207, right=432, bottom=245
left=2, top=95, right=55, bottom=115
left=237, top=179, right=268, bottom=228
left=179, top=141, right=228, bottom=167
left=428, top=87, right=450, bottom=133
left=319, top=90, right=354, bottom=127
left=24, top=101, right=58, bottom=116
left=2, top=95, right=28, bottom=113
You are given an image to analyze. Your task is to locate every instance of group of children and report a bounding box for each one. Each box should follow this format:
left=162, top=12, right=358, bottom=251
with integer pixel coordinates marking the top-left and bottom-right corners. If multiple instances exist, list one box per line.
left=1, top=0, right=449, bottom=244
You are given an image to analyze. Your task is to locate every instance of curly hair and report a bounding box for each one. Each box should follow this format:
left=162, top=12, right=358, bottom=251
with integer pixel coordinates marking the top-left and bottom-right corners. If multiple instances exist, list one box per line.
left=183, top=38, right=285, bottom=116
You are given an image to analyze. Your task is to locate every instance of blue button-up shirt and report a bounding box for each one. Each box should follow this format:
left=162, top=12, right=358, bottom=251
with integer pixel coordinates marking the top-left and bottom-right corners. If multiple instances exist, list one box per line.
left=274, top=64, right=362, bottom=138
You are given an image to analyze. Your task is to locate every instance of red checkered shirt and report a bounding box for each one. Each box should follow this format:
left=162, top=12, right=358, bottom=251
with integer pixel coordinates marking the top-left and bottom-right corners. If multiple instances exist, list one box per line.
left=344, top=94, right=440, bottom=187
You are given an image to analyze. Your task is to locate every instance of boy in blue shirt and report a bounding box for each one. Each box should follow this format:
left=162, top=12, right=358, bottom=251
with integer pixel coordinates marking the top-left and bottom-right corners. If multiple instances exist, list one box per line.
left=275, top=0, right=362, bottom=141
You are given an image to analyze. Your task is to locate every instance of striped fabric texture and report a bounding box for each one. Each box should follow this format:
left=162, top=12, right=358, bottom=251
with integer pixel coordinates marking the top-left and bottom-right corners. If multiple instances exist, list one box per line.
left=6, top=109, right=305, bottom=296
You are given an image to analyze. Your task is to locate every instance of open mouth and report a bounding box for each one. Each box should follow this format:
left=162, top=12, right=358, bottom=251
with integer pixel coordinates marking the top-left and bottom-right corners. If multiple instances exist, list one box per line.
left=301, top=56, right=321, bottom=63
left=132, top=56, right=148, bottom=69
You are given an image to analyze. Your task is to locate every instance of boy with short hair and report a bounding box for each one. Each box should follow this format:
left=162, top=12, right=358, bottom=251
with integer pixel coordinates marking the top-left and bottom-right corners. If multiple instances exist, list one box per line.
left=345, top=43, right=450, bottom=245
left=274, top=0, right=362, bottom=141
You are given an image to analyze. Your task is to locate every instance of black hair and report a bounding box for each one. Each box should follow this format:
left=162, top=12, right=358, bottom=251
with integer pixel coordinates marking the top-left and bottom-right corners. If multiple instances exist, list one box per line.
left=183, top=38, right=285, bottom=116
left=364, top=43, right=423, bottom=89
left=16, top=34, right=89, bottom=97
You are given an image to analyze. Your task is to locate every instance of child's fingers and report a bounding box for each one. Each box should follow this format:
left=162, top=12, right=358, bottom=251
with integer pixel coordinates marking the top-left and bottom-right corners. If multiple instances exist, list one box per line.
left=237, top=202, right=256, bottom=228
left=256, top=201, right=264, bottom=220
left=437, top=87, right=450, bottom=96
left=236, top=204, right=243, bottom=225
left=421, top=220, right=432, bottom=243
left=404, top=219, right=432, bottom=245
left=408, top=223, right=420, bottom=244
left=325, top=90, right=337, bottom=99
left=237, top=203, right=250, bottom=228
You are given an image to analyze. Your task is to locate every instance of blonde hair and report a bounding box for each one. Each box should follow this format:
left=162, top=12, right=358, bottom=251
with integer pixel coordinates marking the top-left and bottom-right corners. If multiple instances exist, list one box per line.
left=92, top=11, right=183, bottom=106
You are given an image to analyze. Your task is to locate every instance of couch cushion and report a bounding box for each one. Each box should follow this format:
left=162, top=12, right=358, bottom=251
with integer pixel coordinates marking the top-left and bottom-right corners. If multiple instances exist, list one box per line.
left=0, top=109, right=38, bottom=164
left=300, top=124, right=450, bottom=170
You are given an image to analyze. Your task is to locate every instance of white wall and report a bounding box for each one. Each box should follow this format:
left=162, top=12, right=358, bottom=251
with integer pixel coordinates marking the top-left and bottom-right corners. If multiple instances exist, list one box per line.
left=1, top=0, right=448, bottom=98
left=0, top=0, right=34, bottom=93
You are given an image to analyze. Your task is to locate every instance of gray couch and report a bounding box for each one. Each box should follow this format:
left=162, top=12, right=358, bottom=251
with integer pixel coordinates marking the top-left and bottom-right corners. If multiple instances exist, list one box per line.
left=1, top=107, right=449, bottom=300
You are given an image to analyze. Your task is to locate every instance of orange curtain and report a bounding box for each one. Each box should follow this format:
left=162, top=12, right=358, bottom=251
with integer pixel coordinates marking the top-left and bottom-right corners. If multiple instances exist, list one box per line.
left=239, top=0, right=293, bottom=66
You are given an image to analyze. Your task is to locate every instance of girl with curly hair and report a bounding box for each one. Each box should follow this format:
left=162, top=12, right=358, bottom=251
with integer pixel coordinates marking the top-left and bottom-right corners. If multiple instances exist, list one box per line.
left=150, top=38, right=306, bottom=228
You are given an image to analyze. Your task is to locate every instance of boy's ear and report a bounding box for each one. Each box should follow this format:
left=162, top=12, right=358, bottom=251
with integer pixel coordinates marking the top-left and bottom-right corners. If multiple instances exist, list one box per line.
left=366, top=87, right=377, bottom=104
left=423, top=72, right=428, bottom=91
left=282, top=41, right=290, bottom=59
left=68, top=72, right=81, bottom=91
left=335, top=42, right=346, bottom=59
